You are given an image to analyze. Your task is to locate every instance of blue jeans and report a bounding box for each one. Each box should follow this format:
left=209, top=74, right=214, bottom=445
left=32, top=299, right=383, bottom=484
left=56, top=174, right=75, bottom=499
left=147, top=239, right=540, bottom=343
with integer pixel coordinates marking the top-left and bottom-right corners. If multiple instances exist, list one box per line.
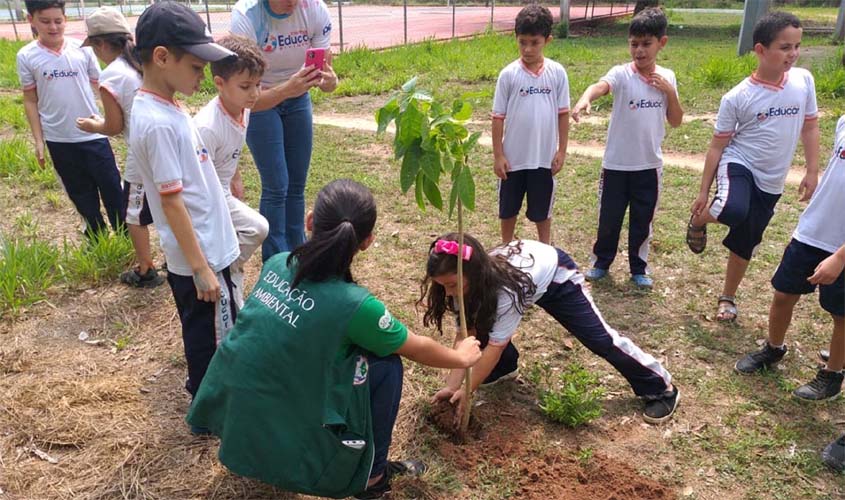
left=367, top=353, right=403, bottom=479
left=246, top=92, right=313, bottom=261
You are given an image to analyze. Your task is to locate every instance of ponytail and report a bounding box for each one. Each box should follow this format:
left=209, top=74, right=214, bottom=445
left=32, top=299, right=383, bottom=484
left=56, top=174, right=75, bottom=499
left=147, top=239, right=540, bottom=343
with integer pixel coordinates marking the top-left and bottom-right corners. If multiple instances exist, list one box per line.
left=287, top=180, right=377, bottom=288
left=90, top=33, right=143, bottom=76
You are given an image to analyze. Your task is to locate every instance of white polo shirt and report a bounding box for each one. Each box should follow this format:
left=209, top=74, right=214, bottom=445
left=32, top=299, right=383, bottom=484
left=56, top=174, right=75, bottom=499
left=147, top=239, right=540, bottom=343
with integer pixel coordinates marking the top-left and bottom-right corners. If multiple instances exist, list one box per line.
left=793, top=115, right=845, bottom=254
left=230, top=0, right=332, bottom=88
left=194, top=96, right=250, bottom=194
left=601, top=63, right=677, bottom=171
left=100, top=56, right=142, bottom=183
left=129, top=90, right=239, bottom=276
left=714, top=68, right=818, bottom=194
left=16, top=38, right=104, bottom=143
left=487, top=240, right=577, bottom=346
left=492, top=58, right=570, bottom=172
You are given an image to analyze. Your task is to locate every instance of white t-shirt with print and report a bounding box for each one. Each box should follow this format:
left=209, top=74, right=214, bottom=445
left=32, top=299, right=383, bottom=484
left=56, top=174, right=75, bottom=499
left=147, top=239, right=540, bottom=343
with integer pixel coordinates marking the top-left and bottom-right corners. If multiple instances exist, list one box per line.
left=100, top=56, right=142, bottom=182
left=129, top=90, right=239, bottom=276
left=16, top=38, right=104, bottom=143
left=487, top=240, right=578, bottom=346
left=230, top=0, right=332, bottom=88
left=793, top=115, right=845, bottom=254
left=601, top=63, right=677, bottom=171
left=714, top=68, right=818, bottom=194
left=492, top=58, right=570, bottom=172
left=194, top=96, right=250, bottom=193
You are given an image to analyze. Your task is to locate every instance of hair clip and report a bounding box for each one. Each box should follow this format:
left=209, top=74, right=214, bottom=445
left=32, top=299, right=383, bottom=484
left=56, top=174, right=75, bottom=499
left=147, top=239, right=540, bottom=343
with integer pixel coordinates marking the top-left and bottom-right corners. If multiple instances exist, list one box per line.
left=433, top=239, right=473, bottom=261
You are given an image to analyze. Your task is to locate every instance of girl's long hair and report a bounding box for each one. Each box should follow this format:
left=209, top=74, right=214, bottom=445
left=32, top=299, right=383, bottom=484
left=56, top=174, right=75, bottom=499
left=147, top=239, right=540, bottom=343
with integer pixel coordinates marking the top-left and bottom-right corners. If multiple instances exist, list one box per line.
left=287, top=179, right=377, bottom=288
left=419, top=233, right=536, bottom=346
left=89, top=32, right=143, bottom=75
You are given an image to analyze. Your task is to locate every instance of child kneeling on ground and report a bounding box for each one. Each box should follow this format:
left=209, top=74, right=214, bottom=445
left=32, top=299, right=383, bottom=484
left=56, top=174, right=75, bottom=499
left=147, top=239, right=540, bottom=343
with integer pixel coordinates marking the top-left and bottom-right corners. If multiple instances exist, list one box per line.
left=421, top=234, right=679, bottom=424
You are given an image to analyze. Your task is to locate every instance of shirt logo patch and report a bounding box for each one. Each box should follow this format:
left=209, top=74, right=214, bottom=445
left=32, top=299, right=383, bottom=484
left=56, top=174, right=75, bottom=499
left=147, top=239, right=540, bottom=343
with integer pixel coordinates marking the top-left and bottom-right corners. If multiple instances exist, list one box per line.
left=322, top=22, right=332, bottom=36
left=378, top=309, right=393, bottom=330
left=519, top=86, right=552, bottom=97
left=629, top=98, right=663, bottom=110
left=196, top=147, right=209, bottom=163
left=231, top=149, right=241, bottom=160
left=42, top=69, right=79, bottom=80
left=837, top=146, right=845, bottom=160
left=757, top=104, right=800, bottom=122
left=353, top=355, right=368, bottom=385
left=260, top=30, right=310, bottom=53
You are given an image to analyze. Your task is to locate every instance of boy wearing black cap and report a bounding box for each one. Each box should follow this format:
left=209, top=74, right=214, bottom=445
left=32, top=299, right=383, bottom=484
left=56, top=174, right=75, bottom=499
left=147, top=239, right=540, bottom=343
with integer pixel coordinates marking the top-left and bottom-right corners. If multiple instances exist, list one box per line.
left=129, top=1, right=240, bottom=415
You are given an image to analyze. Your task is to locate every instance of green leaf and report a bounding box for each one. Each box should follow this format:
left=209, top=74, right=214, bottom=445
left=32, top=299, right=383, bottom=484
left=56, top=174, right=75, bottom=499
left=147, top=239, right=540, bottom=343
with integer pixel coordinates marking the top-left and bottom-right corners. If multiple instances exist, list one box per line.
left=451, top=99, right=472, bottom=121
left=375, top=97, right=399, bottom=135
left=458, top=165, right=476, bottom=211
left=412, top=91, right=433, bottom=102
left=464, top=131, right=482, bottom=153
left=400, top=141, right=422, bottom=193
left=414, top=171, right=425, bottom=210
left=401, top=76, right=418, bottom=93
left=442, top=152, right=454, bottom=174
left=397, top=101, right=424, bottom=149
left=422, top=175, right=443, bottom=210
left=420, top=149, right=441, bottom=183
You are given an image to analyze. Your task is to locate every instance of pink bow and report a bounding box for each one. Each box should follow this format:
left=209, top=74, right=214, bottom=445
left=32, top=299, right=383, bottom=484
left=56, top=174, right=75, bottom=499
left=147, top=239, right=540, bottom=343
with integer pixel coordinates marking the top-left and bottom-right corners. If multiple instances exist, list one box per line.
left=433, top=240, right=473, bottom=261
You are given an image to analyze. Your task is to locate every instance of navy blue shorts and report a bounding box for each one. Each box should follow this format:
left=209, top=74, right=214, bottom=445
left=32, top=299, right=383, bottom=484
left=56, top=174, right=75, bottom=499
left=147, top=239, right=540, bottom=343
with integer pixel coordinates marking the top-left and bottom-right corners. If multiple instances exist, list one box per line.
left=122, top=180, right=153, bottom=226
left=498, top=169, right=555, bottom=222
left=710, top=163, right=781, bottom=261
left=771, top=239, right=845, bottom=317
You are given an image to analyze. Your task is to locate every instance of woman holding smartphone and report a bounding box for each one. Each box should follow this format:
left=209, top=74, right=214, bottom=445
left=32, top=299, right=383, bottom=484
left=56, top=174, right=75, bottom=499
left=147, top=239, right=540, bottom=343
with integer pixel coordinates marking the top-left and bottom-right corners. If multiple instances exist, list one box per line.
left=230, top=0, right=338, bottom=261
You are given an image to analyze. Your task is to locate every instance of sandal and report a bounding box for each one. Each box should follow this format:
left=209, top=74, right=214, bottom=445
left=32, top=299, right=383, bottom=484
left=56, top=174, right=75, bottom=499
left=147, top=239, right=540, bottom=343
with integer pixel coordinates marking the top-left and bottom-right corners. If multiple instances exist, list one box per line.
left=686, top=215, right=707, bottom=254
left=716, top=295, right=737, bottom=322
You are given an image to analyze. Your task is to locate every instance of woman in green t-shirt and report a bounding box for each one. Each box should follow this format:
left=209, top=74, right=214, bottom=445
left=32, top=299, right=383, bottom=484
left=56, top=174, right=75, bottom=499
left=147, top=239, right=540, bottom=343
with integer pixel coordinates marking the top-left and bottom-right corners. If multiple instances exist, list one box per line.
left=188, top=179, right=482, bottom=499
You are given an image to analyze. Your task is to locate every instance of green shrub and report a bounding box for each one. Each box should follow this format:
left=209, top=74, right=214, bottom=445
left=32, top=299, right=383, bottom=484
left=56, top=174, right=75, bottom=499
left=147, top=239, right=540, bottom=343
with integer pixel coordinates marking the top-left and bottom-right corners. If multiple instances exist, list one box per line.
left=527, top=362, right=605, bottom=428
left=61, top=230, right=134, bottom=286
left=0, top=235, right=61, bottom=317
left=695, top=54, right=756, bottom=89
left=813, top=51, right=845, bottom=100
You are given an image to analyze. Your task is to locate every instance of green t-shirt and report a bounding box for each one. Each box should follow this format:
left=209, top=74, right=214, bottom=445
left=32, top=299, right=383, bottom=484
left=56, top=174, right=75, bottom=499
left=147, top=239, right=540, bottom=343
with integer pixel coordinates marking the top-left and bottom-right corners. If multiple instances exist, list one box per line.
left=344, top=295, right=408, bottom=358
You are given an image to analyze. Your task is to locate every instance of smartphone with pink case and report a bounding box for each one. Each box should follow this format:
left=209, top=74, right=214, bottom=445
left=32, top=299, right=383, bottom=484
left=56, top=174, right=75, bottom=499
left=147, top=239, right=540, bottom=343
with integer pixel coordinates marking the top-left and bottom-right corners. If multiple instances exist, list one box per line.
left=305, top=48, right=326, bottom=72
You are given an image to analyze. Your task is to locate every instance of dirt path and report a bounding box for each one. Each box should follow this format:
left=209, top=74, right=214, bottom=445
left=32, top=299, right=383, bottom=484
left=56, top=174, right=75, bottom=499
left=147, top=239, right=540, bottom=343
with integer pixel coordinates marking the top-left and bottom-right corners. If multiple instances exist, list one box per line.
left=313, top=112, right=810, bottom=185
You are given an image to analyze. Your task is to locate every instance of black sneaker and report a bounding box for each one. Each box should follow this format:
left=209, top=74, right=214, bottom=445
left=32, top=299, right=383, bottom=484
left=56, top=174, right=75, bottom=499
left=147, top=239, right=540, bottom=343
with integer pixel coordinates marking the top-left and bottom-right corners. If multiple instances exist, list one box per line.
left=642, top=386, right=680, bottom=424
left=120, top=266, right=166, bottom=288
left=793, top=369, right=844, bottom=401
left=353, top=460, right=427, bottom=499
left=822, top=434, right=845, bottom=473
left=481, top=342, right=519, bottom=386
left=734, top=343, right=787, bottom=374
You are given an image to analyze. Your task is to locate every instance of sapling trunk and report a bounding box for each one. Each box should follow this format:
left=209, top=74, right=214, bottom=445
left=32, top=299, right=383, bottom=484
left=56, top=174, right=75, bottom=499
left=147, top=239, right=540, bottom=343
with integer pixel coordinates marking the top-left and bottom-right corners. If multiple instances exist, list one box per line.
left=455, top=198, right=472, bottom=438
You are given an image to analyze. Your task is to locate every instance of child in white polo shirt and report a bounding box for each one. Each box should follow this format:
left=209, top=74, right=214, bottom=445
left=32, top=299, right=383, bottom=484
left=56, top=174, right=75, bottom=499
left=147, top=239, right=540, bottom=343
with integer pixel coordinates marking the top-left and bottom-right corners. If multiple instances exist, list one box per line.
left=734, top=114, right=844, bottom=402
left=17, top=0, right=124, bottom=238
left=130, top=2, right=240, bottom=410
left=492, top=4, right=569, bottom=245
left=686, top=12, right=820, bottom=322
left=194, top=34, right=269, bottom=307
left=572, top=8, right=683, bottom=289
left=75, top=7, right=164, bottom=289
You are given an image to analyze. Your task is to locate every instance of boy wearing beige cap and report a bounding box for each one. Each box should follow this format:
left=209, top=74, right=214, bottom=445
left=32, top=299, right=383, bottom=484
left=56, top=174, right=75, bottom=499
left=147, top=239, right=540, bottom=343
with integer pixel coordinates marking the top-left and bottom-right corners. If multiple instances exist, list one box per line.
left=76, top=7, right=164, bottom=288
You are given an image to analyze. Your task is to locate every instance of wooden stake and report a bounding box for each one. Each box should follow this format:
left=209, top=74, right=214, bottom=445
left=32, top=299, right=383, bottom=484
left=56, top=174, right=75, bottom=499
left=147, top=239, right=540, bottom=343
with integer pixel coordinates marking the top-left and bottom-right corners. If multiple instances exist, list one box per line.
left=456, top=197, right=472, bottom=438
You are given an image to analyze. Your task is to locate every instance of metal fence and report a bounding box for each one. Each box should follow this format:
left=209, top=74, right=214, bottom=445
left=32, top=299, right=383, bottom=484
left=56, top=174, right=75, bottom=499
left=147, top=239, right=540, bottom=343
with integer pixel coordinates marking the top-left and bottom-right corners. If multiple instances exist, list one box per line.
left=0, top=0, right=634, bottom=51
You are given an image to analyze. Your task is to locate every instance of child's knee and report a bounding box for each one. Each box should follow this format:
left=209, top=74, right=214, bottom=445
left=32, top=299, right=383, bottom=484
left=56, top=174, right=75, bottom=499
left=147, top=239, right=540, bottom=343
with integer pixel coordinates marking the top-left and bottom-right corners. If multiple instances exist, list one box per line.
left=716, top=199, right=750, bottom=227
left=772, top=290, right=800, bottom=308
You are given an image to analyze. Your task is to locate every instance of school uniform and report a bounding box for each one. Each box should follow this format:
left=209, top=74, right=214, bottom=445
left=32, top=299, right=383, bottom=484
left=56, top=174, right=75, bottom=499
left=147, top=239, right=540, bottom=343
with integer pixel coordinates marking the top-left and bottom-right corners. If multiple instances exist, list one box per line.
left=16, top=38, right=124, bottom=235
left=486, top=240, right=672, bottom=397
left=194, top=96, right=269, bottom=306
left=492, top=58, right=570, bottom=222
left=710, top=68, right=818, bottom=260
left=129, top=89, right=240, bottom=396
left=771, top=116, right=845, bottom=317
left=590, top=63, right=677, bottom=276
left=98, top=56, right=152, bottom=227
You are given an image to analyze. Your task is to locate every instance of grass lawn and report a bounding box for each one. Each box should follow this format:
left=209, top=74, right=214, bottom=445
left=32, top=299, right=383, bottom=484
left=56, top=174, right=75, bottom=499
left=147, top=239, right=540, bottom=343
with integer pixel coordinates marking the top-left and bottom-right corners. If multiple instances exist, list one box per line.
left=1, top=8, right=844, bottom=500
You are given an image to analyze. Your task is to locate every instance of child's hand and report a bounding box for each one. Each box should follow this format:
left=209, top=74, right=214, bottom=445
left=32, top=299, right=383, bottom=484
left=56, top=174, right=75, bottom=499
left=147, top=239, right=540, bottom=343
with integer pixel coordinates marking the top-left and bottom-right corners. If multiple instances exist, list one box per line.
left=690, top=192, right=709, bottom=217
left=193, top=265, right=221, bottom=302
left=798, top=172, right=818, bottom=202
left=432, top=386, right=456, bottom=403
left=551, top=149, right=566, bottom=175
left=449, top=389, right=468, bottom=428
left=75, top=115, right=103, bottom=134
left=494, top=156, right=510, bottom=180
left=231, top=176, right=245, bottom=201
left=571, top=99, right=590, bottom=123
left=648, top=73, right=673, bottom=95
left=456, top=336, right=482, bottom=367
left=808, top=252, right=845, bottom=286
left=35, top=141, right=45, bottom=168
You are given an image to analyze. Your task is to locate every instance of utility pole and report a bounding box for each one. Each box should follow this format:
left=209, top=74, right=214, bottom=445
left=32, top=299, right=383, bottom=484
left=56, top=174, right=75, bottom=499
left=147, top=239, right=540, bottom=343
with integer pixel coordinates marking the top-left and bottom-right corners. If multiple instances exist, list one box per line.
left=559, top=0, right=570, bottom=38
left=834, top=0, right=845, bottom=41
left=737, top=0, right=771, bottom=55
